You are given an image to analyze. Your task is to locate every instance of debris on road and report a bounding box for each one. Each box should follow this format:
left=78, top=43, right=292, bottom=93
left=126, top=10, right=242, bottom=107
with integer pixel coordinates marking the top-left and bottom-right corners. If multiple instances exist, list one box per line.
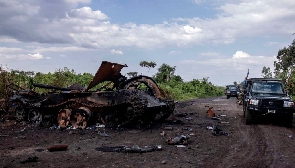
left=96, top=145, right=162, bottom=153
left=211, top=117, right=221, bottom=120
left=20, top=156, right=38, bottom=164
left=182, top=127, right=193, bottom=132
left=166, top=135, right=190, bottom=145
left=163, top=126, right=173, bottom=130
left=206, top=107, right=216, bottom=117
left=47, top=144, right=68, bottom=152
left=174, top=113, right=188, bottom=117
left=280, top=133, right=294, bottom=139
left=212, top=125, right=229, bottom=136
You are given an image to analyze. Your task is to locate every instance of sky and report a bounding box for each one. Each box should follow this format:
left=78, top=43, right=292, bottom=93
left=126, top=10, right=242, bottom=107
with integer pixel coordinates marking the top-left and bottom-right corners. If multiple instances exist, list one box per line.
left=0, top=0, right=295, bottom=86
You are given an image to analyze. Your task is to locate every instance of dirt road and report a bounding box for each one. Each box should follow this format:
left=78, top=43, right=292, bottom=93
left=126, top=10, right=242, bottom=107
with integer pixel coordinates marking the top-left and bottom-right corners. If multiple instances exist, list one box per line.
left=1, top=96, right=295, bottom=168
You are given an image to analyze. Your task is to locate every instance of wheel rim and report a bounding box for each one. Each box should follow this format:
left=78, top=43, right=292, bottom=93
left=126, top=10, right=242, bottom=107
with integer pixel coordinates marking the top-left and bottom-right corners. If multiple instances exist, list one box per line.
left=57, top=109, right=71, bottom=128
left=28, top=109, right=42, bottom=126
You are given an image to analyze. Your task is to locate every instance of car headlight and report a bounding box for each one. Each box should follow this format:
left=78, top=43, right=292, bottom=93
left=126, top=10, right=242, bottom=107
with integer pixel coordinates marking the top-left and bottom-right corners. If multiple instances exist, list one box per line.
left=283, top=101, right=294, bottom=107
left=249, top=99, right=259, bottom=106
left=227, top=91, right=230, bottom=93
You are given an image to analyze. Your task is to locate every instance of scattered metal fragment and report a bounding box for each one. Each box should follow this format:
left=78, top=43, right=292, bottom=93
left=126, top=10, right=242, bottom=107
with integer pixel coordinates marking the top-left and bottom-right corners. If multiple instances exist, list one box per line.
left=279, top=133, right=294, bottom=139
left=185, top=117, right=193, bottom=121
left=206, top=126, right=213, bottom=130
left=163, top=126, right=173, bottom=130
left=97, top=131, right=110, bottom=137
left=174, top=113, right=188, bottom=117
left=211, top=117, right=221, bottom=120
left=166, top=135, right=190, bottom=145
left=175, top=145, right=186, bottom=148
left=182, top=127, right=193, bottom=132
left=47, top=144, right=68, bottom=152
left=95, top=145, right=162, bottom=153
left=212, top=125, right=229, bottom=136
left=20, top=156, right=38, bottom=164
left=218, top=121, right=229, bottom=124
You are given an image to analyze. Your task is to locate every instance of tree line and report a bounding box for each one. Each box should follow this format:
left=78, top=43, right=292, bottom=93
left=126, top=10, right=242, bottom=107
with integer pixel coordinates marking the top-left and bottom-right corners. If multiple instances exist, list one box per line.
left=0, top=61, right=224, bottom=101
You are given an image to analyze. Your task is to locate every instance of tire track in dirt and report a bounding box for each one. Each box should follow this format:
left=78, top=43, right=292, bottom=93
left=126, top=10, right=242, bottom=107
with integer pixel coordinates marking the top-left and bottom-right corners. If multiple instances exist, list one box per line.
left=212, top=97, right=295, bottom=168
left=207, top=97, right=271, bottom=168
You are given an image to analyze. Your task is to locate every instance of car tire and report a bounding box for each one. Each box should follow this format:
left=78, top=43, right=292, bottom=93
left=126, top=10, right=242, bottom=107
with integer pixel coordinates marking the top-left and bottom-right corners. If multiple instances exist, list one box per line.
left=245, top=109, right=253, bottom=125
left=284, top=113, right=293, bottom=128
left=227, top=95, right=230, bottom=99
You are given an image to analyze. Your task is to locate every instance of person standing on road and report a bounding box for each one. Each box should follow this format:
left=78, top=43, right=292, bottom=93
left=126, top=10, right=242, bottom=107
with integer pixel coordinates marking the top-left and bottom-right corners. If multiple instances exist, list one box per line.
left=237, top=69, right=249, bottom=105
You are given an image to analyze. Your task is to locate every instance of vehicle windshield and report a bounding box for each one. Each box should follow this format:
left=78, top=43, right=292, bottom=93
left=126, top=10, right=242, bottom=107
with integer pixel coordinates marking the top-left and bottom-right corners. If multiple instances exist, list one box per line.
left=228, top=86, right=237, bottom=90
left=251, top=82, right=284, bottom=94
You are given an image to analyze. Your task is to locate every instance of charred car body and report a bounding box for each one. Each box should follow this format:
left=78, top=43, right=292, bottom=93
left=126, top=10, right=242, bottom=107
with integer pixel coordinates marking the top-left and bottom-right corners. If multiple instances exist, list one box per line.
left=5, top=61, right=175, bottom=129
left=225, top=85, right=239, bottom=99
left=242, top=78, right=295, bottom=127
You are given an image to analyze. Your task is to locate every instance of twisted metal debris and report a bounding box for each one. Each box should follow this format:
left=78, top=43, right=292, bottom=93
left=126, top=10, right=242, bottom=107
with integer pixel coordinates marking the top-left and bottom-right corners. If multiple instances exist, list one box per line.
left=2, top=61, right=175, bottom=129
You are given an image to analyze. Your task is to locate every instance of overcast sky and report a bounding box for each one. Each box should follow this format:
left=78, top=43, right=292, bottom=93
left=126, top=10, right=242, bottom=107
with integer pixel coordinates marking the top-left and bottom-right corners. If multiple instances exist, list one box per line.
left=0, top=0, right=294, bottom=86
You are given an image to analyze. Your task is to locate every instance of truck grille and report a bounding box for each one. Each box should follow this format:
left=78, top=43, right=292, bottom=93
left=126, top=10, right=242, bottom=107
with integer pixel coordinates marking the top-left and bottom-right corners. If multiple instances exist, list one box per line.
left=261, top=99, right=283, bottom=108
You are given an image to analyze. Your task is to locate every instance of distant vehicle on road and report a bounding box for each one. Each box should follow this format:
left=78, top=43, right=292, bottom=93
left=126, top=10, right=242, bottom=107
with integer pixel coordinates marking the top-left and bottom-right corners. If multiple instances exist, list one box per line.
left=225, top=85, right=239, bottom=99
left=242, top=78, right=295, bottom=127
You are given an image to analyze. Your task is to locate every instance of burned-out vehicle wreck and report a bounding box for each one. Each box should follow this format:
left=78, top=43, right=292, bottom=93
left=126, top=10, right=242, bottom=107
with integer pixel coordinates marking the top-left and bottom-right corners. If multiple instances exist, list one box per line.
left=4, top=61, right=175, bottom=129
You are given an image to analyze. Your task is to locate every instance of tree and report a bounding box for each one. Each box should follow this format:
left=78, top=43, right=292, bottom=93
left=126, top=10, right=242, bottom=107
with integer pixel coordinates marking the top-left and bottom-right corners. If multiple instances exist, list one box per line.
left=274, top=38, right=295, bottom=78
left=127, top=72, right=138, bottom=78
left=139, top=61, right=156, bottom=73
left=153, top=63, right=176, bottom=83
left=273, top=36, right=295, bottom=95
left=261, top=66, right=273, bottom=78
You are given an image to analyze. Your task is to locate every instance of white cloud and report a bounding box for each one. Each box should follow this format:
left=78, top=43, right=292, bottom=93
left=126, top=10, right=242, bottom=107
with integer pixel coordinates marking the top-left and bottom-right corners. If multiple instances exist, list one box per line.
left=179, top=51, right=277, bottom=84
left=169, top=51, right=181, bottom=55
left=233, top=51, right=250, bottom=59
left=183, top=25, right=202, bottom=34
left=110, top=49, right=123, bottom=55
left=1, top=0, right=295, bottom=49
left=27, top=53, right=43, bottom=60
left=199, top=52, right=222, bottom=58
left=69, top=7, right=108, bottom=20
left=63, top=0, right=91, bottom=5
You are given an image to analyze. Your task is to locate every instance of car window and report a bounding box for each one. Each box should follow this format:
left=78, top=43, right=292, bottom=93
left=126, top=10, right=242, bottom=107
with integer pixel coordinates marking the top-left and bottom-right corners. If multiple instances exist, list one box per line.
left=229, top=86, right=237, bottom=90
left=251, top=82, right=284, bottom=94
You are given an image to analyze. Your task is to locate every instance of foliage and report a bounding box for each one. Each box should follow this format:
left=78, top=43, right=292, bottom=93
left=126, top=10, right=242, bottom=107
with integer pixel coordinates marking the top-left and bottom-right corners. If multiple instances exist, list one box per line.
left=139, top=61, right=156, bottom=72
left=271, top=37, right=295, bottom=96
left=157, top=78, right=224, bottom=101
left=261, top=66, right=273, bottom=78
left=153, top=63, right=223, bottom=100
left=153, top=63, right=176, bottom=83
left=127, top=72, right=138, bottom=78
left=0, top=63, right=224, bottom=102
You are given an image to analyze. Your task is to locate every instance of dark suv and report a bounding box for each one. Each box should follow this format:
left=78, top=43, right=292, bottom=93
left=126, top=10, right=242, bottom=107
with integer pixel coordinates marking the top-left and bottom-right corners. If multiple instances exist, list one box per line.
left=243, top=78, right=295, bottom=127
left=225, top=85, right=240, bottom=99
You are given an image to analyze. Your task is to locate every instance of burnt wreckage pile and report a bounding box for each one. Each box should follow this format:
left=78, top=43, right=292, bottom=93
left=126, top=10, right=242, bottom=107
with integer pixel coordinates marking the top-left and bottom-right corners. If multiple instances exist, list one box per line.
left=3, top=61, right=175, bottom=129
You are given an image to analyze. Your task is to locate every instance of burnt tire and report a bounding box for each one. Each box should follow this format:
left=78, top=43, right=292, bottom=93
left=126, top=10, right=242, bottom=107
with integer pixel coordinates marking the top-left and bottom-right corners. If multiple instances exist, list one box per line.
left=27, top=109, right=43, bottom=127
